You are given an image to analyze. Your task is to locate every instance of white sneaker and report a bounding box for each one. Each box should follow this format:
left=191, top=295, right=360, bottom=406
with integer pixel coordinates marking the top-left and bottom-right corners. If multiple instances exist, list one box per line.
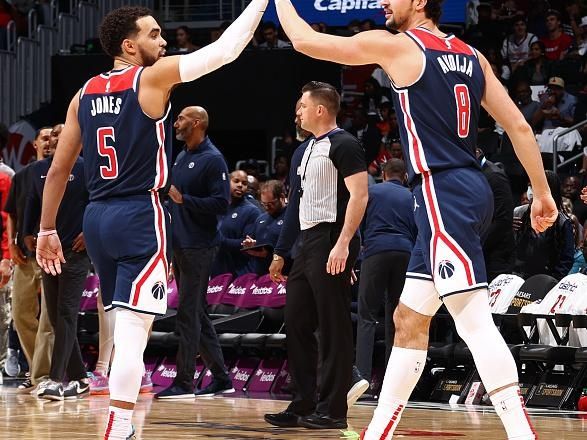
left=347, top=379, right=370, bottom=408
left=35, top=380, right=52, bottom=397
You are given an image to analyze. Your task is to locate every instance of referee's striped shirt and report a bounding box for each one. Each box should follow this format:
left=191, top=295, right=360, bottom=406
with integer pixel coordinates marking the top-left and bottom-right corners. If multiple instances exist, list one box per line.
left=298, top=128, right=366, bottom=230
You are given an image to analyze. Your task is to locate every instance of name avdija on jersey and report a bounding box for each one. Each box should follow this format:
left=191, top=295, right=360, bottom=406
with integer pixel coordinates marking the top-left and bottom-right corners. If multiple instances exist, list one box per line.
left=437, top=54, right=474, bottom=77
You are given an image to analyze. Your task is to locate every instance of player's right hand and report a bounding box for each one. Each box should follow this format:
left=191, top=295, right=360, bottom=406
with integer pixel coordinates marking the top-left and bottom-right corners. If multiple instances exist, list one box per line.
left=36, top=234, right=66, bottom=275
left=530, top=193, right=558, bottom=233
left=9, top=243, right=26, bottom=266
left=269, top=257, right=286, bottom=283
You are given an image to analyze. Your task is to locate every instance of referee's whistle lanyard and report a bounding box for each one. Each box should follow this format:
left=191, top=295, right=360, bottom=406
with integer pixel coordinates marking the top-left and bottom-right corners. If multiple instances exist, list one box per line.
left=300, top=127, right=343, bottom=197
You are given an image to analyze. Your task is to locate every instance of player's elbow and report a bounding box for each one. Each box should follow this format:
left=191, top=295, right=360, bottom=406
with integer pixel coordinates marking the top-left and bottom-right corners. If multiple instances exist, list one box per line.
left=504, top=115, right=533, bottom=138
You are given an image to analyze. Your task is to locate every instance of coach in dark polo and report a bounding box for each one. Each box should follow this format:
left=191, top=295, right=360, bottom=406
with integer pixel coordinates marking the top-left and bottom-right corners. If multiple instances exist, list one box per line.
left=155, top=106, right=234, bottom=399
left=265, top=82, right=368, bottom=430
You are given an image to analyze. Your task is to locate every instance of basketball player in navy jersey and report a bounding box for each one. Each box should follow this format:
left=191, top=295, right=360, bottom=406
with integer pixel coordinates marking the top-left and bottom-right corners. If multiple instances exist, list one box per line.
left=35, top=3, right=267, bottom=439
left=276, top=0, right=557, bottom=438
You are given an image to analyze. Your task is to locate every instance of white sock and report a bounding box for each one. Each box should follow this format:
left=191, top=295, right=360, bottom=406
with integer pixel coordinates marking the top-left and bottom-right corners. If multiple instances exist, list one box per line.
left=363, top=347, right=427, bottom=440
left=490, top=387, right=536, bottom=440
left=104, top=406, right=133, bottom=440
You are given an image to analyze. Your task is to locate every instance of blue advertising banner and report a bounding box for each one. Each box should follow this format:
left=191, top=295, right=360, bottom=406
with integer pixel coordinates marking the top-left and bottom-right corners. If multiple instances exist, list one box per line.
left=263, top=0, right=467, bottom=27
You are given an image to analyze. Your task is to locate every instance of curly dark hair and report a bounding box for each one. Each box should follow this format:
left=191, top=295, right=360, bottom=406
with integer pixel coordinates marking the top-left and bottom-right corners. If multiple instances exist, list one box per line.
left=99, top=6, right=153, bottom=58
left=425, top=0, right=443, bottom=24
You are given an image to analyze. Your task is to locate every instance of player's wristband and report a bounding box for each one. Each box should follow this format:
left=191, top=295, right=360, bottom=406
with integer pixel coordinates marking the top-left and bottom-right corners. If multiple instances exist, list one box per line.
left=38, top=229, right=57, bottom=237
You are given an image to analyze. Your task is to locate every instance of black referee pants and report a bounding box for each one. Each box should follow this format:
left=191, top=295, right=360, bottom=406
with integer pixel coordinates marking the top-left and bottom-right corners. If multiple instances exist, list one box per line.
left=285, top=223, right=360, bottom=419
left=43, top=248, right=90, bottom=382
left=355, top=250, right=411, bottom=382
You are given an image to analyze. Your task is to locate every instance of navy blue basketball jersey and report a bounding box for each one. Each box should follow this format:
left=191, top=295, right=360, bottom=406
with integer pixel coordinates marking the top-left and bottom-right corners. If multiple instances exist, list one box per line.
left=390, top=28, right=485, bottom=184
left=78, top=65, right=172, bottom=201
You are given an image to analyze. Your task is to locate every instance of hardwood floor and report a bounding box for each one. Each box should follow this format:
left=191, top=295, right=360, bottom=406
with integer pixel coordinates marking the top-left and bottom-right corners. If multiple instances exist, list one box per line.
left=0, top=388, right=585, bottom=439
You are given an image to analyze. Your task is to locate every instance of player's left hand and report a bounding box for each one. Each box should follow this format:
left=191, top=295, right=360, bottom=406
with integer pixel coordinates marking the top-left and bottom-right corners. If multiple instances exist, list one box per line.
left=72, top=232, right=86, bottom=252
left=168, top=185, right=183, bottom=204
left=530, top=193, right=558, bottom=233
left=36, top=233, right=66, bottom=275
left=327, top=242, right=349, bottom=276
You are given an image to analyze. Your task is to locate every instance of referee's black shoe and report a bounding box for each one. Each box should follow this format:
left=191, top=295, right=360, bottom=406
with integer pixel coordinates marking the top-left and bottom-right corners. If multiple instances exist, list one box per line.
left=264, top=410, right=303, bottom=427
left=298, top=413, right=347, bottom=429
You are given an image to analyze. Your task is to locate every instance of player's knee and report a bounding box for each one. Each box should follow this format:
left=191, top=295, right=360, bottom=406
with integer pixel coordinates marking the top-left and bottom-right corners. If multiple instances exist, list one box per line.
left=393, top=302, right=431, bottom=344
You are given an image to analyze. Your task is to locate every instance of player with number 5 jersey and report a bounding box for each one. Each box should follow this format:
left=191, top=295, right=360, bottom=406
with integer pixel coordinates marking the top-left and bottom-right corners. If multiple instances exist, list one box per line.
left=36, top=3, right=268, bottom=439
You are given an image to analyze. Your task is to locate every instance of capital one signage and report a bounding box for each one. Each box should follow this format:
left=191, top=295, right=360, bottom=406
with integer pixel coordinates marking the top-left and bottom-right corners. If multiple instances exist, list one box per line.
left=263, top=0, right=466, bottom=26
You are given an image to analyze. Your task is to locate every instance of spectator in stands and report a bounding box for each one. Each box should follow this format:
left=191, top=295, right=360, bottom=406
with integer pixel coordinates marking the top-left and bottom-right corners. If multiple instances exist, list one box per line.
left=514, top=40, right=552, bottom=85
left=362, top=77, right=389, bottom=117
left=240, top=158, right=261, bottom=180
left=513, top=170, right=573, bottom=280
left=464, top=2, right=504, bottom=52
left=350, top=108, right=382, bottom=167
left=367, top=138, right=403, bottom=178
left=171, top=26, right=199, bottom=53
left=375, top=102, right=395, bottom=137
left=484, top=47, right=511, bottom=83
left=537, top=76, right=577, bottom=130
left=259, top=21, right=290, bottom=49
left=212, top=170, right=261, bottom=276
left=477, top=148, right=515, bottom=282
left=0, top=156, right=10, bottom=371
left=569, top=214, right=586, bottom=274
left=271, top=155, right=289, bottom=193
left=576, top=16, right=587, bottom=55
left=242, top=180, right=287, bottom=275
left=540, top=10, right=573, bottom=61
left=0, top=123, right=14, bottom=177
left=561, top=174, right=587, bottom=224
left=360, top=19, right=376, bottom=32
left=23, top=131, right=90, bottom=400
left=4, top=127, right=54, bottom=393
left=502, top=15, right=538, bottom=73
left=355, top=159, right=416, bottom=389
left=246, top=174, right=262, bottom=209
left=513, top=80, right=542, bottom=131
left=156, top=106, right=234, bottom=399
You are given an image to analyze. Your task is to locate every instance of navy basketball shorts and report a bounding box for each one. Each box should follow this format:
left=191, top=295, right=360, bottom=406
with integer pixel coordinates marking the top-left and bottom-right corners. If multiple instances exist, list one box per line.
left=401, top=168, right=494, bottom=316
left=83, top=193, right=171, bottom=316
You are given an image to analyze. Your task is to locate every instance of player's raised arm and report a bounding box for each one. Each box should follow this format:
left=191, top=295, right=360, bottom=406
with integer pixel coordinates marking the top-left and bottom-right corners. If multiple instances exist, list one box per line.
left=275, top=0, right=394, bottom=66
left=479, top=52, right=557, bottom=233
left=143, top=0, right=268, bottom=90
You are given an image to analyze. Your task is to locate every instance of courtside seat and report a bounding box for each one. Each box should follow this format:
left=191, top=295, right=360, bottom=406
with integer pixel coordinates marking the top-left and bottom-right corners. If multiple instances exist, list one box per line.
left=218, top=333, right=242, bottom=349
left=265, top=333, right=286, bottom=350
left=453, top=342, right=473, bottom=363
left=519, top=344, right=578, bottom=364
left=240, top=333, right=269, bottom=350
left=427, top=342, right=456, bottom=364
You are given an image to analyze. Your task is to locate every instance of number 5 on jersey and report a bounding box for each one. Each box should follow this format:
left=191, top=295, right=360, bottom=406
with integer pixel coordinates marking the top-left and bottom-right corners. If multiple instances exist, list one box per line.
left=97, top=127, right=119, bottom=179
left=454, top=84, right=470, bottom=138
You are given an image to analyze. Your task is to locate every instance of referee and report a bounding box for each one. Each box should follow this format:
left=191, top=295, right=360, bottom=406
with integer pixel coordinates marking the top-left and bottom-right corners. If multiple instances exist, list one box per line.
left=265, top=82, right=368, bottom=430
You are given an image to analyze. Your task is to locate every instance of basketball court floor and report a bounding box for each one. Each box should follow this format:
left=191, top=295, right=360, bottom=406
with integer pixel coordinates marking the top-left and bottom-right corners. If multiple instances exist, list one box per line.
left=1, top=384, right=586, bottom=439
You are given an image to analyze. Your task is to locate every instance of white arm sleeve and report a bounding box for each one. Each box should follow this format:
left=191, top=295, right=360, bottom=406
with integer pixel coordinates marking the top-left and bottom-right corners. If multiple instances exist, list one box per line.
left=178, top=0, right=268, bottom=82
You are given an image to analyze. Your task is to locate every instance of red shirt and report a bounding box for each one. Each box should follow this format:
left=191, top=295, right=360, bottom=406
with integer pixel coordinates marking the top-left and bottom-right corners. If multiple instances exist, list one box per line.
left=0, top=173, right=11, bottom=260
left=541, top=33, right=573, bottom=61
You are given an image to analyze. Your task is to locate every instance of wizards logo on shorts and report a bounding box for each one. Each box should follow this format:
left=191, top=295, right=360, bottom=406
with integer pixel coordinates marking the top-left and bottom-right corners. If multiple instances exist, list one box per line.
left=151, top=281, right=166, bottom=300
left=438, top=260, right=455, bottom=279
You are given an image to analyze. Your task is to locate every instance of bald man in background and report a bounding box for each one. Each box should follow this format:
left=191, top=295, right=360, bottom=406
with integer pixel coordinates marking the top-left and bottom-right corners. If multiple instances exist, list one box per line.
left=155, top=106, right=235, bottom=399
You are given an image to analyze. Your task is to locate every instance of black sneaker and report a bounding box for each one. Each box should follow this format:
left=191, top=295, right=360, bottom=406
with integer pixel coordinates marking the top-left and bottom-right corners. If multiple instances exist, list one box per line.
left=298, top=413, right=347, bottom=429
left=63, top=380, right=90, bottom=399
left=154, top=384, right=194, bottom=399
left=38, top=380, right=64, bottom=401
left=264, top=410, right=303, bottom=427
left=194, top=379, right=235, bottom=397
left=17, top=375, right=33, bottom=394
